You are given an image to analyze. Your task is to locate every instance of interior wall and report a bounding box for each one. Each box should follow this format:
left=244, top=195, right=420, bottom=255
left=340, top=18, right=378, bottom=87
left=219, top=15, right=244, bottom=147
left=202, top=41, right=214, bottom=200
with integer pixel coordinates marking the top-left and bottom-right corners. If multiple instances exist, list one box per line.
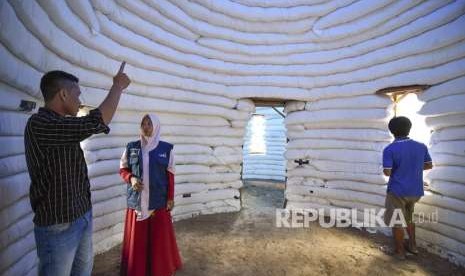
left=1, top=0, right=465, bottom=274
left=242, top=107, right=286, bottom=182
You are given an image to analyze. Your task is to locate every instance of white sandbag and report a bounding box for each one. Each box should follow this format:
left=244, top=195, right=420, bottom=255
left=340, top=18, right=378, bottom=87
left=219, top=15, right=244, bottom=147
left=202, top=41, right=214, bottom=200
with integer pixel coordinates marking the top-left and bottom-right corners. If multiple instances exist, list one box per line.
left=420, top=93, right=465, bottom=116
left=303, top=121, right=387, bottom=130
left=207, top=181, right=244, bottom=190
left=284, top=101, right=306, bottom=113
left=174, top=188, right=239, bottom=206
left=287, top=139, right=385, bottom=151
left=0, top=213, right=32, bottom=249
left=0, top=172, right=30, bottom=209
left=92, top=223, right=123, bottom=250
left=93, top=210, right=125, bottom=233
left=431, top=126, right=465, bottom=143
left=210, top=165, right=242, bottom=173
left=313, top=0, right=392, bottom=30
left=288, top=167, right=386, bottom=185
left=90, top=174, right=123, bottom=191
left=0, top=137, right=24, bottom=158
left=176, top=165, right=210, bottom=175
left=163, top=136, right=244, bottom=147
left=285, top=109, right=389, bottom=126
left=426, top=113, right=465, bottom=130
left=417, top=226, right=465, bottom=257
left=0, top=111, right=29, bottom=136
left=235, top=99, right=255, bottom=112
left=190, top=0, right=356, bottom=22
left=325, top=180, right=386, bottom=196
left=1, top=250, right=36, bottom=276
left=172, top=203, right=204, bottom=216
left=308, top=159, right=382, bottom=175
left=287, top=128, right=391, bottom=141
left=0, top=43, right=41, bottom=99
left=214, top=146, right=242, bottom=156
left=175, top=155, right=224, bottom=166
left=230, top=0, right=327, bottom=8
left=176, top=173, right=240, bottom=184
left=114, top=0, right=199, bottom=41
left=231, top=120, right=248, bottom=128
left=285, top=148, right=381, bottom=163
left=419, top=75, right=465, bottom=102
left=305, top=95, right=392, bottom=111
left=0, top=197, right=31, bottom=232
left=285, top=193, right=331, bottom=205
left=426, top=166, right=465, bottom=184
left=313, top=0, right=421, bottom=40
left=243, top=175, right=285, bottom=181
left=113, top=111, right=232, bottom=126
left=428, top=181, right=465, bottom=201
left=94, top=232, right=123, bottom=255
left=66, top=0, right=100, bottom=34
left=431, top=141, right=465, bottom=156
left=81, top=137, right=130, bottom=151
left=175, top=183, right=209, bottom=196
left=85, top=147, right=125, bottom=164
left=0, top=231, right=35, bottom=273
left=174, top=145, right=213, bottom=155
left=420, top=193, right=465, bottom=213
left=0, top=154, right=27, bottom=178
left=92, top=185, right=125, bottom=204
left=93, top=195, right=126, bottom=217
left=0, top=81, right=41, bottom=112
left=419, top=220, right=465, bottom=246
left=243, top=169, right=285, bottom=177
left=87, top=160, right=119, bottom=178
left=171, top=0, right=315, bottom=34
left=416, top=203, right=465, bottom=230
left=286, top=185, right=384, bottom=207
left=430, top=153, right=465, bottom=166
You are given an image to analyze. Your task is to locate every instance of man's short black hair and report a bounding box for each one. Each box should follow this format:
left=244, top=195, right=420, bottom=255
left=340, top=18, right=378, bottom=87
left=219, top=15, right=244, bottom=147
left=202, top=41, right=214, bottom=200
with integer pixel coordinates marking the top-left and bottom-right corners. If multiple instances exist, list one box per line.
left=388, top=116, right=412, bottom=138
left=40, top=71, right=79, bottom=102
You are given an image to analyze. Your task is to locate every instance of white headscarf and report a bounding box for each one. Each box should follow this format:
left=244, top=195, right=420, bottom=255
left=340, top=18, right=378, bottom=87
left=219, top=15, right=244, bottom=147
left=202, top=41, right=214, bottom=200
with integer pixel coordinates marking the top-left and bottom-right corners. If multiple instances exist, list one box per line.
left=140, top=113, right=160, bottom=152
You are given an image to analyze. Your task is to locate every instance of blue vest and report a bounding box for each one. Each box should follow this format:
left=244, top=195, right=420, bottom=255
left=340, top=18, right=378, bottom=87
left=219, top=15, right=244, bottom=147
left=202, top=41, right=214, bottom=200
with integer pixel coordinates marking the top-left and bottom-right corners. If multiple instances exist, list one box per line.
left=125, top=140, right=173, bottom=211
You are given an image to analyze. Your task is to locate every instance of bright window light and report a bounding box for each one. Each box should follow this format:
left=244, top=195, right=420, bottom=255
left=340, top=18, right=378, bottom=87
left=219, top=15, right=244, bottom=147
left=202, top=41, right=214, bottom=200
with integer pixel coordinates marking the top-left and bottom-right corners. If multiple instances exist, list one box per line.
left=395, top=93, right=431, bottom=144
left=249, top=114, right=266, bottom=154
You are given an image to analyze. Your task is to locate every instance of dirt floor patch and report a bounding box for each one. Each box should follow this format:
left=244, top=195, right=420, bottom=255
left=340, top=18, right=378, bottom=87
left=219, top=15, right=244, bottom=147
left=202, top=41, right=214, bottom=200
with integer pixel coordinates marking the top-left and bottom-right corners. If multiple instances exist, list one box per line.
left=93, top=181, right=464, bottom=276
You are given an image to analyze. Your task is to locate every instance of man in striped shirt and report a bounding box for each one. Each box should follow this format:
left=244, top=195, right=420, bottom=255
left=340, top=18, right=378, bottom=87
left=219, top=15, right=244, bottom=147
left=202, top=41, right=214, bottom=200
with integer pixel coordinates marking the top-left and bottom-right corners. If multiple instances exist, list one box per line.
left=24, top=62, right=130, bottom=276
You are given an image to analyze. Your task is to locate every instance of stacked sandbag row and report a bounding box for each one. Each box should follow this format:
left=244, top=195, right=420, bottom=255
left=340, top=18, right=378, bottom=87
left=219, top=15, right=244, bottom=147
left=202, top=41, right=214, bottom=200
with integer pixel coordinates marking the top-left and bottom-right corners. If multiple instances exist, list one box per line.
left=413, top=76, right=465, bottom=266
left=283, top=97, right=392, bottom=218
left=1, top=0, right=465, bottom=272
left=242, top=107, right=286, bottom=181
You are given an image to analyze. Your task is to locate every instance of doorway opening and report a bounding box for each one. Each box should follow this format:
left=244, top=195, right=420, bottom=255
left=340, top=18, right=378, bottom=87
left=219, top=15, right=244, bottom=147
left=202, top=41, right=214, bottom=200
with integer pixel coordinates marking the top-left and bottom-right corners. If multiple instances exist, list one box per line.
left=241, top=99, right=288, bottom=210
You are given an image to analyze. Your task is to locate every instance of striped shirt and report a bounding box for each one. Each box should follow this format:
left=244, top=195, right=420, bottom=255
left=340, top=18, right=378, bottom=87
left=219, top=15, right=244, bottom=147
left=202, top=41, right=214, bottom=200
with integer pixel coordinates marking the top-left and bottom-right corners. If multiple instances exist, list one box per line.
left=24, top=107, right=109, bottom=226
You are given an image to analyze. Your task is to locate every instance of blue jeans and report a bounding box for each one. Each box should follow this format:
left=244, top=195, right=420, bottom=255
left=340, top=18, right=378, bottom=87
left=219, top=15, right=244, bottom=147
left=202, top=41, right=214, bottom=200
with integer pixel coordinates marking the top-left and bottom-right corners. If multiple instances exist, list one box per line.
left=34, top=210, right=93, bottom=276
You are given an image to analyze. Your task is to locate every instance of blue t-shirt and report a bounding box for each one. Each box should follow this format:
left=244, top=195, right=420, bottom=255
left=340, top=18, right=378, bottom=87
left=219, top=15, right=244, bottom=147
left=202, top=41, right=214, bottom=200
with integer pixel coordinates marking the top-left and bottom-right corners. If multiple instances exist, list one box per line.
left=382, top=137, right=432, bottom=197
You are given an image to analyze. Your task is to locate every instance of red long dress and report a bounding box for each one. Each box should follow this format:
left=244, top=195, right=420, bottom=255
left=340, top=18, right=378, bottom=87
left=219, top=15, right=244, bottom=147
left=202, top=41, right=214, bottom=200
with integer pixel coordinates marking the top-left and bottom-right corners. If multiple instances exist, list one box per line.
left=119, top=168, right=182, bottom=276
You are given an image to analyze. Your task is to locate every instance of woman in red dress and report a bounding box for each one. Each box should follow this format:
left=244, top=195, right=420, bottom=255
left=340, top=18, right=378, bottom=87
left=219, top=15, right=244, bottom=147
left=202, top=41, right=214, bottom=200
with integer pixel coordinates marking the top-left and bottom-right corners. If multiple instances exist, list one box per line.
left=119, top=114, right=182, bottom=276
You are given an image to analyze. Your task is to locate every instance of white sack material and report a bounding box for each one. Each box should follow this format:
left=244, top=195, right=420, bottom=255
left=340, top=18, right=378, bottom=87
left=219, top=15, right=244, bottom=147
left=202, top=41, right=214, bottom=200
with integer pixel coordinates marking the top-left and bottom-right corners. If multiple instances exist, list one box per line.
left=419, top=75, right=465, bottom=102
left=2, top=0, right=465, bottom=269
left=66, top=0, right=100, bottom=34
left=420, top=93, right=465, bottom=117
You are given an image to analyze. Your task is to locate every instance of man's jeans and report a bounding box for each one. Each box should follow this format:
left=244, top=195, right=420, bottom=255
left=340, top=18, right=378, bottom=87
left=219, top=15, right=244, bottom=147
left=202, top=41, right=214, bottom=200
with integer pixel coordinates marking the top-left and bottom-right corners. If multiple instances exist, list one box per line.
left=34, top=210, right=93, bottom=276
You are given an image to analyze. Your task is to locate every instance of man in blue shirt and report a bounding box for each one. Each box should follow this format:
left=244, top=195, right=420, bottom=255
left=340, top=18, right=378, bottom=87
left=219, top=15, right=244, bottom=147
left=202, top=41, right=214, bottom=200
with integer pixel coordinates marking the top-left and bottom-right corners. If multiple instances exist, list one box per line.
left=382, top=116, right=433, bottom=260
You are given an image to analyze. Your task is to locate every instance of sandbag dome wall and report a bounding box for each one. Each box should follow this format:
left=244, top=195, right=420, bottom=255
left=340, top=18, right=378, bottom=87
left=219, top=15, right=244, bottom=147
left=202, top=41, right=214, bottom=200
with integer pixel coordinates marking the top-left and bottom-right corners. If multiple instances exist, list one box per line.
left=242, top=107, right=286, bottom=182
left=1, top=0, right=465, bottom=274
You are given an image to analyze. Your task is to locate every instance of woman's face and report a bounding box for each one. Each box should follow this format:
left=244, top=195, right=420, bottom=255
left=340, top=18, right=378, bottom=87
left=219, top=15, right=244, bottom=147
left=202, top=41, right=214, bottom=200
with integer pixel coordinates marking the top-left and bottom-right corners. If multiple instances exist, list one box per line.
left=141, top=115, right=153, bottom=137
